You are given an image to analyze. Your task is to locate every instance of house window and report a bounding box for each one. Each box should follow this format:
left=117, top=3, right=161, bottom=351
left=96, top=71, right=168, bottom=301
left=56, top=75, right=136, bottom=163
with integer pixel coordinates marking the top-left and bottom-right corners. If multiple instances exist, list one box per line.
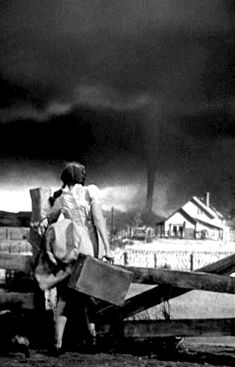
left=197, top=207, right=203, bottom=214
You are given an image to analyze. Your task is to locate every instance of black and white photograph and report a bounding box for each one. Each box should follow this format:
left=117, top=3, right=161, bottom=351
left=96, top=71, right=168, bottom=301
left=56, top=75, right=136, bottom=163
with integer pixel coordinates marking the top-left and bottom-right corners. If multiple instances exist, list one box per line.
left=0, top=1, right=235, bottom=366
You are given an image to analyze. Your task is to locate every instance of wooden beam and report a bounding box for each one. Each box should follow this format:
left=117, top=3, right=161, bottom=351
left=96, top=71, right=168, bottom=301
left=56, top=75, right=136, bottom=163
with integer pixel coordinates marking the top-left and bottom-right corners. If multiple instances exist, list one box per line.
left=29, top=187, right=51, bottom=264
left=30, top=187, right=52, bottom=224
left=29, top=187, right=54, bottom=313
left=0, top=227, right=29, bottom=241
left=200, top=252, right=235, bottom=275
left=0, top=253, right=32, bottom=272
left=0, top=239, right=31, bottom=253
left=0, top=291, right=34, bottom=309
left=96, top=253, right=235, bottom=321
left=127, top=267, right=235, bottom=294
left=122, top=318, right=235, bottom=338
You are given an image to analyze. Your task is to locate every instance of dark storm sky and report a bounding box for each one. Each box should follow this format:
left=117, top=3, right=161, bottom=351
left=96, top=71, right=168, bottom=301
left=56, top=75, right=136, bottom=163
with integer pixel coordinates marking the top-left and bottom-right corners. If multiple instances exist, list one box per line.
left=0, top=0, right=234, bottom=215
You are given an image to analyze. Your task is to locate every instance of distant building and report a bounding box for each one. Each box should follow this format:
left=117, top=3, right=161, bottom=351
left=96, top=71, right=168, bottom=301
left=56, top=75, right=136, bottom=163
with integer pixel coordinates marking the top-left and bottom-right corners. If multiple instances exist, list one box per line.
left=156, top=192, right=230, bottom=241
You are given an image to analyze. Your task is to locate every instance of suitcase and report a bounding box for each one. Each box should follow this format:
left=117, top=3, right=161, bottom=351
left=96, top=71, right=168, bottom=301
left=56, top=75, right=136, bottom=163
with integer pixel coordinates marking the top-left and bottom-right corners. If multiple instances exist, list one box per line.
left=68, top=254, right=133, bottom=306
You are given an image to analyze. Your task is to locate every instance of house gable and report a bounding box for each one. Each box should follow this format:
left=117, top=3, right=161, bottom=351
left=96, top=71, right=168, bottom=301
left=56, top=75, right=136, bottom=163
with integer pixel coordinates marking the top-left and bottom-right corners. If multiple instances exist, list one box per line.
left=165, top=208, right=197, bottom=227
left=184, top=197, right=215, bottom=219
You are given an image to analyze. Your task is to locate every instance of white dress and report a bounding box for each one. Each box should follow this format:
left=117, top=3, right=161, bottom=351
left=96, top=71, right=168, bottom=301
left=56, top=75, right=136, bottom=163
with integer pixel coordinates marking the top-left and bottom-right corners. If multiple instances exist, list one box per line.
left=46, top=184, right=104, bottom=265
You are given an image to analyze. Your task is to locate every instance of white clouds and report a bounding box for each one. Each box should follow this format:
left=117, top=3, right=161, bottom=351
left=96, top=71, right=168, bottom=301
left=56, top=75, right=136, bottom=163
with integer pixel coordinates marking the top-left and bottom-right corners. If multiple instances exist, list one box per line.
left=100, top=181, right=169, bottom=215
left=101, top=184, right=144, bottom=212
left=0, top=185, right=141, bottom=213
left=0, top=106, right=49, bottom=123
left=0, top=86, right=151, bottom=123
left=0, top=189, right=31, bottom=212
left=74, top=84, right=151, bottom=111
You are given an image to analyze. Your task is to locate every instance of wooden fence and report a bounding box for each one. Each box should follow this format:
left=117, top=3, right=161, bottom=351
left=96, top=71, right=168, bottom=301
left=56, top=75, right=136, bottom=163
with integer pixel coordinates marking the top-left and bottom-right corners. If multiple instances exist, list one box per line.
left=113, top=248, right=235, bottom=271
left=0, top=187, right=235, bottom=343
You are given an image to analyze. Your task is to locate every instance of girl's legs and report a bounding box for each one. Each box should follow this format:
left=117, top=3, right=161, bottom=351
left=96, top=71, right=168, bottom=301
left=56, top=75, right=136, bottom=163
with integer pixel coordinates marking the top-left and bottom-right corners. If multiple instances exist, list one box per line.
left=55, top=316, right=67, bottom=349
left=54, top=289, right=68, bottom=350
left=88, top=322, right=96, bottom=339
left=85, top=297, right=97, bottom=347
left=84, top=306, right=96, bottom=342
left=54, top=290, right=97, bottom=351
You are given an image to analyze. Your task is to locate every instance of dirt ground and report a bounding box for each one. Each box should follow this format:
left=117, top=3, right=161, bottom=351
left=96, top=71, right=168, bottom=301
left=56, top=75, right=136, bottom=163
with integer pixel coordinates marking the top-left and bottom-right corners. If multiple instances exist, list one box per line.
left=1, top=288, right=235, bottom=366
left=1, top=256, right=235, bottom=367
left=0, top=338, right=235, bottom=367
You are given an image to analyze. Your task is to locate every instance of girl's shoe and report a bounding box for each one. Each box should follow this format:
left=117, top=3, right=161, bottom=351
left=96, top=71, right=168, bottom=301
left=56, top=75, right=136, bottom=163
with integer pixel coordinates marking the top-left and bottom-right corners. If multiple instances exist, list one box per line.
left=83, top=335, right=97, bottom=353
left=50, top=345, right=65, bottom=356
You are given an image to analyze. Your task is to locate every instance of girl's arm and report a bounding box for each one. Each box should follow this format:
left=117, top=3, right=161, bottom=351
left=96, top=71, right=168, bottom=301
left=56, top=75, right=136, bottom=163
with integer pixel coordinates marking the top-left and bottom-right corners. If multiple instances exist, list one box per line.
left=89, top=185, right=113, bottom=259
left=91, top=200, right=113, bottom=259
left=33, top=195, right=62, bottom=238
left=47, top=194, right=63, bottom=224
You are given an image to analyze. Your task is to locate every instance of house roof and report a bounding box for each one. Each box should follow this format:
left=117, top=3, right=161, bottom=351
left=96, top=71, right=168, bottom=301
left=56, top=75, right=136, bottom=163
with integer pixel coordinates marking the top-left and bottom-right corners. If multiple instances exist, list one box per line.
left=191, top=196, right=217, bottom=219
left=195, top=218, right=224, bottom=230
left=157, top=195, right=226, bottom=230
left=209, top=204, right=223, bottom=219
left=159, top=211, right=224, bottom=230
left=164, top=208, right=197, bottom=225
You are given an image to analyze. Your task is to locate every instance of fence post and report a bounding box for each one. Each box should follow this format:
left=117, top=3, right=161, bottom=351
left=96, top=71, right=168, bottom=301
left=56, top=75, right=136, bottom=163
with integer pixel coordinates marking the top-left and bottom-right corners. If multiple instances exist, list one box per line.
left=124, top=251, right=128, bottom=266
left=154, top=253, right=157, bottom=268
left=190, top=253, right=194, bottom=271
left=29, top=187, right=51, bottom=265
left=29, top=187, right=52, bottom=314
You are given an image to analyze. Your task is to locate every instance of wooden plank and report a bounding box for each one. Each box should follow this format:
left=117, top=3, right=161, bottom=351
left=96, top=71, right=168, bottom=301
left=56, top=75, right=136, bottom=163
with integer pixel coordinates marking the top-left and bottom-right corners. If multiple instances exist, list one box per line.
left=29, top=187, right=53, bottom=312
left=201, top=252, right=235, bottom=274
left=0, top=240, right=31, bottom=254
left=0, top=253, right=32, bottom=272
left=0, top=227, right=29, bottom=240
left=29, top=187, right=51, bottom=264
left=30, top=187, right=51, bottom=223
left=0, top=291, right=34, bottom=309
left=122, top=318, right=235, bottom=338
left=126, top=267, right=235, bottom=294
left=96, top=253, right=235, bottom=321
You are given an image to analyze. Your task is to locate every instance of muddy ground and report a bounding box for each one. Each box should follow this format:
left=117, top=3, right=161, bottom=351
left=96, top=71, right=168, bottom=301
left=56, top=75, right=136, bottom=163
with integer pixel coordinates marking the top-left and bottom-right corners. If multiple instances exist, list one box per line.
left=1, top=273, right=235, bottom=366
left=1, top=338, right=235, bottom=367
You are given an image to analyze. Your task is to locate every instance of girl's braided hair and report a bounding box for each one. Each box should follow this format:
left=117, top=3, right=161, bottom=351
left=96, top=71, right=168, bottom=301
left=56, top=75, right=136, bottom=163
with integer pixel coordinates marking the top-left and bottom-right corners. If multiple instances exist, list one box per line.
left=60, top=162, right=86, bottom=187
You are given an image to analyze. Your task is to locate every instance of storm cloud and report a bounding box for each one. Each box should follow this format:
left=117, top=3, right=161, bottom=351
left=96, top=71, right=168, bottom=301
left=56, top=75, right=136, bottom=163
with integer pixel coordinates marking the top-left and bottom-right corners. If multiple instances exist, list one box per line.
left=0, top=0, right=234, bottom=216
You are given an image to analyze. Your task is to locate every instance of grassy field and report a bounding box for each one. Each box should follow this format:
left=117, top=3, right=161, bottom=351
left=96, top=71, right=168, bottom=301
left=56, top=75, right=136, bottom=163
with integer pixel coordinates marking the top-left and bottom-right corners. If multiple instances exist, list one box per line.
left=127, top=284, right=235, bottom=319
left=114, top=238, right=235, bottom=270
left=127, top=238, right=235, bottom=252
left=126, top=283, right=235, bottom=347
left=124, top=239, right=235, bottom=326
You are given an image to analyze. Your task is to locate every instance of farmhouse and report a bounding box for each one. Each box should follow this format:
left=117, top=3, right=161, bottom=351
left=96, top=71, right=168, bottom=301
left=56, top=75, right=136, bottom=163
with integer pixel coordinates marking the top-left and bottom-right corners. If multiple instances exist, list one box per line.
left=156, top=192, right=230, bottom=241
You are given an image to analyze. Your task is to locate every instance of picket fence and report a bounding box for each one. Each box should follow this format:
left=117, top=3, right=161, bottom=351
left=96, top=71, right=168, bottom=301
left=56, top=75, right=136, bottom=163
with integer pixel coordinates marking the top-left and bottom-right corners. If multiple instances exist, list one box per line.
left=113, top=247, right=234, bottom=271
